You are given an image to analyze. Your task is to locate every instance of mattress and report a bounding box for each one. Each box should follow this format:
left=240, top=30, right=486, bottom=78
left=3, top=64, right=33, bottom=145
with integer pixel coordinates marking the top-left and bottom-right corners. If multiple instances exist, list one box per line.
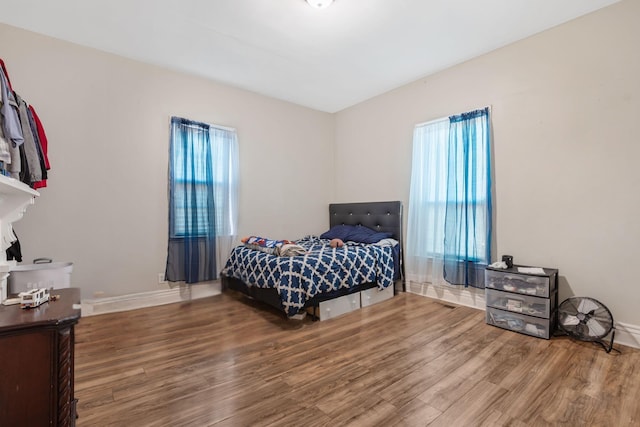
left=221, top=236, right=396, bottom=317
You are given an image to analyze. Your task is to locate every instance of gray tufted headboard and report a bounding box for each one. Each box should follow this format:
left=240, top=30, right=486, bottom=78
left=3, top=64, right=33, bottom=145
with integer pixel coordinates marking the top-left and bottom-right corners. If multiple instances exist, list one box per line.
left=329, top=201, right=402, bottom=241
left=329, top=201, right=404, bottom=288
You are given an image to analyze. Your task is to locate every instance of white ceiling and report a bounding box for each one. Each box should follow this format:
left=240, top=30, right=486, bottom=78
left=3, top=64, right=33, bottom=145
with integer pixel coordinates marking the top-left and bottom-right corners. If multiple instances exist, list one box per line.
left=0, top=0, right=620, bottom=112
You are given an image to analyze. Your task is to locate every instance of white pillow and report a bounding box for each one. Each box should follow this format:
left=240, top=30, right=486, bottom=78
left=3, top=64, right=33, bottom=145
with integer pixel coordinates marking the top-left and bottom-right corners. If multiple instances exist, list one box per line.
left=373, top=238, right=398, bottom=247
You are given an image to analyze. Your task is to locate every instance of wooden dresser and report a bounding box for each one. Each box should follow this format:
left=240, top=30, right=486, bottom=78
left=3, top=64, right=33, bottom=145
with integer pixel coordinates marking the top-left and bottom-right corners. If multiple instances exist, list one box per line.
left=0, top=287, right=81, bottom=426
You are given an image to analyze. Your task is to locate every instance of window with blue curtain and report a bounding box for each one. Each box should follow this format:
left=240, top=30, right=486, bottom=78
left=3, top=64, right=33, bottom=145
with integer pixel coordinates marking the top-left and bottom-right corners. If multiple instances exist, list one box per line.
left=406, top=107, right=492, bottom=288
left=166, top=116, right=238, bottom=284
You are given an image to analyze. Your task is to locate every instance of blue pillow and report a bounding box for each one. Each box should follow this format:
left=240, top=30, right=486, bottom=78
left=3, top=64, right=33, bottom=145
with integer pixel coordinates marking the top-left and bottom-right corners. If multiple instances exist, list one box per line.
left=320, top=224, right=353, bottom=241
left=320, top=224, right=392, bottom=244
left=347, top=227, right=393, bottom=244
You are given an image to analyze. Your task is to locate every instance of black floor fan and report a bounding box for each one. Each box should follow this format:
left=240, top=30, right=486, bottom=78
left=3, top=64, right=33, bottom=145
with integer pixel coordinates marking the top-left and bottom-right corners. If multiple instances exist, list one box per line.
left=557, top=297, right=616, bottom=353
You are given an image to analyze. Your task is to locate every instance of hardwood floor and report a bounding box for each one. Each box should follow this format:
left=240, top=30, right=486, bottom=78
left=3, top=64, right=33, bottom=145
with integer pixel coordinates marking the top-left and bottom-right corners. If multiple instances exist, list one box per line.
left=74, top=291, right=640, bottom=426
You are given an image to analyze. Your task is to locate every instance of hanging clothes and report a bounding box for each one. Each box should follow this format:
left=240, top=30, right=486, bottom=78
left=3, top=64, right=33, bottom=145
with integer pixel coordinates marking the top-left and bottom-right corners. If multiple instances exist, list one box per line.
left=0, top=125, right=11, bottom=170
left=0, top=59, right=22, bottom=179
left=0, top=59, right=13, bottom=91
left=0, top=64, right=23, bottom=147
left=0, top=58, right=50, bottom=187
left=27, top=105, right=47, bottom=182
left=6, top=230, right=22, bottom=262
left=8, top=134, right=21, bottom=179
left=18, top=144, right=29, bottom=184
left=29, top=105, right=50, bottom=188
left=15, top=93, right=42, bottom=184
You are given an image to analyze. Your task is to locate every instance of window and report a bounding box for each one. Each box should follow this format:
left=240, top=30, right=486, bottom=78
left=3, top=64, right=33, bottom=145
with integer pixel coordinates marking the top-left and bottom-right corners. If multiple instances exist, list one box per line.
left=406, top=108, right=491, bottom=287
left=166, top=116, right=238, bottom=283
left=169, top=118, right=238, bottom=239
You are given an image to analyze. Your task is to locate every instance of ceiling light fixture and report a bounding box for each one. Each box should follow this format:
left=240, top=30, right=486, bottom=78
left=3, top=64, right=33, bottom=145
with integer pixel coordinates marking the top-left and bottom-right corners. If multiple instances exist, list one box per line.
left=306, top=0, right=334, bottom=9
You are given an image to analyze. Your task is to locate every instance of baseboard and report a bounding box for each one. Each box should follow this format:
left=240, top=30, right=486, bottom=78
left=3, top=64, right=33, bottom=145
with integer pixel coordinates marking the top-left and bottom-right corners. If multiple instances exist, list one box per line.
left=406, top=280, right=486, bottom=310
left=81, top=281, right=221, bottom=316
left=613, top=322, right=640, bottom=350
left=406, top=281, right=640, bottom=350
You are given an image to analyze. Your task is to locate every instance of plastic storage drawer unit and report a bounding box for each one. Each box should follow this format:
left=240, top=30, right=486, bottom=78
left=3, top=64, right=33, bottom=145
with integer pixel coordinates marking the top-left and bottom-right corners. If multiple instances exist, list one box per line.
left=486, top=306, right=555, bottom=339
left=485, top=264, right=558, bottom=339
left=485, top=268, right=554, bottom=298
left=485, top=288, right=554, bottom=319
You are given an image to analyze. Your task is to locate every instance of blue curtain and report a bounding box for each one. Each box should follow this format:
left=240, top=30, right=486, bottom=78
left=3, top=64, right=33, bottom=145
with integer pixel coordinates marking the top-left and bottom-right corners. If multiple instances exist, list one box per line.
left=165, top=117, right=217, bottom=284
left=443, top=108, right=492, bottom=287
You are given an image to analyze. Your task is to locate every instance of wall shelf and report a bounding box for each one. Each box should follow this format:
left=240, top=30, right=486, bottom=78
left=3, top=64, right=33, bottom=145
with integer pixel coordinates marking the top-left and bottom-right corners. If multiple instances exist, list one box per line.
left=0, top=175, right=38, bottom=301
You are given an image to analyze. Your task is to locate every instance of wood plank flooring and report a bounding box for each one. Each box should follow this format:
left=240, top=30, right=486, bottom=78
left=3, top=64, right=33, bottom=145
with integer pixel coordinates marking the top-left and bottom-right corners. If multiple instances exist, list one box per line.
left=74, top=291, right=640, bottom=426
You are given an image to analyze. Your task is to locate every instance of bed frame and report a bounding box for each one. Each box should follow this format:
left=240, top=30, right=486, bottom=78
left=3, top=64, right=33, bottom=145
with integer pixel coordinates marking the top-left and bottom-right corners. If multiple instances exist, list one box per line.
left=222, top=201, right=405, bottom=315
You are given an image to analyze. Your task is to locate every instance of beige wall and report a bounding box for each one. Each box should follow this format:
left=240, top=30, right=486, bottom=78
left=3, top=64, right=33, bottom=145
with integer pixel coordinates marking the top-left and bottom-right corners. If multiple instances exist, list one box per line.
left=0, top=23, right=335, bottom=298
left=335, top=0, right=640, bottom=327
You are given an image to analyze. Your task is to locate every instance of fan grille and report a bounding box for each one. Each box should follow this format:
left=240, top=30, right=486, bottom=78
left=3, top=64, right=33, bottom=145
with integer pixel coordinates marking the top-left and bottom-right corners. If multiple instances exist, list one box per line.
left=558, top=297, right=613, bottom=341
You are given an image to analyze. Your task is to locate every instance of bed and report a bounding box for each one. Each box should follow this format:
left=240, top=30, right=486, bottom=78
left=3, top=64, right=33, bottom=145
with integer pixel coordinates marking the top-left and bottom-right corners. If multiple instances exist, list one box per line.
left=221, top=201, right=404, bottom=319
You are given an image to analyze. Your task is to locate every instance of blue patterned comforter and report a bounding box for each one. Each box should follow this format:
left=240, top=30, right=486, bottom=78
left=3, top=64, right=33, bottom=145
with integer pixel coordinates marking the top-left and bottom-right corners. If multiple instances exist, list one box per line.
left=222, top=236, right=396, bottom=317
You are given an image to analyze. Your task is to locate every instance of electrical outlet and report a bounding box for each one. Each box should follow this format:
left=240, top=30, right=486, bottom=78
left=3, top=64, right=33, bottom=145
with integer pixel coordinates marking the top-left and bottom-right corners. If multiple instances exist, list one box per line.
left=158, top=273, right=167, bottom=284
